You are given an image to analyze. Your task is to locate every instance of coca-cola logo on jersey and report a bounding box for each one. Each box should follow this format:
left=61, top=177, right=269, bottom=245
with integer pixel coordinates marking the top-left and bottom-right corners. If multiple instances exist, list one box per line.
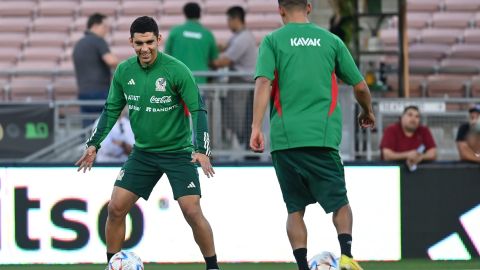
left=150, top=95, right=172, bottom=104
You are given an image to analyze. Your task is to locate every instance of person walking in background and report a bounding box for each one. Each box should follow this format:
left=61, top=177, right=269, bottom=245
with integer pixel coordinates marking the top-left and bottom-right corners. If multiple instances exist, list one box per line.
left=250, top=1, right=375, bottom=269
left=165, top=2, right=219, bottom=85
left=73, top=13, right=118, bottom=127
left=380, top=105, right=437, bottom=170
left=212, top=6, right=257, bottom=150
left=75, top=16, right=220, bottom=270
left=456, top=104, right=480, bottom=163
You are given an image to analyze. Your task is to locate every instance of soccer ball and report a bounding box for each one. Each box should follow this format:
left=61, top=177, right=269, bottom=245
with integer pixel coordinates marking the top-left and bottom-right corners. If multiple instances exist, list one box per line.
left=308, top=251, right=338, bottom=270
left=109, top=251, right=144, bottom=270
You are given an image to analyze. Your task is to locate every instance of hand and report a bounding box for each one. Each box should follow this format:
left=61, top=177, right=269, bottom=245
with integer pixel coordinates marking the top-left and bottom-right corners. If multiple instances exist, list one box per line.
left=75, top=146, right=97, bottom=173
left=406, top=150, right=422, bottom=167
left=358, top=110, right=375, bottom=129
left=191, top=153, right=215, bottom=178
left=250, top=128, right=265, bottom=153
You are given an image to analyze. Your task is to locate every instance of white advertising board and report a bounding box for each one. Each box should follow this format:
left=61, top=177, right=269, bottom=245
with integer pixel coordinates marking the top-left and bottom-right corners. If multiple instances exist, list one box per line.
left=0, top=166, right=400, bottom=263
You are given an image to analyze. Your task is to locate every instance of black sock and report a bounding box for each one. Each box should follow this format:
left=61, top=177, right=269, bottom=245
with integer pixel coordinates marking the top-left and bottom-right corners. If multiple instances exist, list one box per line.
left=338, top=234, right=353, bottom=258
left=205, top=254, right=219, bottom=270
left=107, top=252, right=115, bottom=263
left=293, top=248, right=309, bottom=270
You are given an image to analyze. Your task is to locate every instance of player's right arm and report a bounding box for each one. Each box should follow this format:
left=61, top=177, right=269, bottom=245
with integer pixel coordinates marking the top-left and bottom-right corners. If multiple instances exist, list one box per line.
left=76, top=67, right=126, bottom=172
left=250, top=35, right=275, bottom=153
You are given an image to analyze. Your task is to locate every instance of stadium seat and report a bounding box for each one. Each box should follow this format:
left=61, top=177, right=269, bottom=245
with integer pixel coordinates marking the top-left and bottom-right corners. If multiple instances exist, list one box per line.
left=27, top=32, right=68, bottom=47
left=111, top=31, right=131, bottom=46
left=8, top=76, right=53, bottom=101
left=111, top=46, right=134, bottom=61
left=21, top=47, right=62, bottom=62
left=0, top=17, right=31, bottom=33
left=14, top=60, right=57, bottom=73
left=79, top=1, right=119, bottom=17
left=406, top=0, right=442, bottom=12
left=52, top=76, right=77, bottom=100
left=409, top=43, right=450, bottom=60
left=426, top=75, right=469, bottom=97
left=379, top=28, right=419, bottom=46
left=31, top=17, right=73, bottom=33
left=252, top=30, right=270, bottom=45
left=449, top=44, right=480, bottom=59
left=0, top=1, right=35, bottom=17
left=431, top=12, right=474, bottom=28
left=0, top=33, right=26, bottom=48
left=464, top=28, right=480, bottom=43
left=204, top=0, right=246, bottom=14
left=409, top=59, right=438, bottom=74
left=120, top=1, right=161, bottom=16
left=439, top=58, right=480, bottom=74
left=37, top=1, right=78, bottom=17
left=158, top=15, right=185, bottom=30
left=114, top=16, right=141, bottom=31
left=201, top=14, right=228, bottom=30
left=58, top=60, right=73, bottom=73
left=0, top=48, right=21, bottom=63
left=420, top=28, right=462, bottom=44
left=390, top=13, right=432, bottom=29
left=475, top=12, right=480, bottom=27
left=212, top=29, right=232, bottom=46
left=247, top=14, right=283, bottom=30
left=68, top=31, right=84, bottom=47
left=444, top=0, right=480, bottom=11
left=247, top=0, right=279, bottom=14
left=72, top=17, right=88, bottom=32
left=386, top=75, right=426, bottom=97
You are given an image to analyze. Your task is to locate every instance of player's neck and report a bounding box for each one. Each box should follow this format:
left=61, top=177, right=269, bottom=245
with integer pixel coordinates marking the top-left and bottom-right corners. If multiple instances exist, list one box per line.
left=284, top=13, right=309, bottom=24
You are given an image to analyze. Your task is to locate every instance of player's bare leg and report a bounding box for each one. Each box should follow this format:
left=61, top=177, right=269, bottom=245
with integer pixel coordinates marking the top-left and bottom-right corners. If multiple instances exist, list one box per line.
left=287, top=210, right=309, bottom=270
left=333, top=203, right=363, bottom=270
left=178, top=195, right=219, bottom=269
left=105, top=187, right=139, bottom=261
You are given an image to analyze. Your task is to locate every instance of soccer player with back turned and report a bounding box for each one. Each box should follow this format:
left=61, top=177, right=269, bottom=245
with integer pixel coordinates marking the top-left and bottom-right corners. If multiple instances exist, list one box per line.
left=250, top=1, right=375, bottom=270
left=75, top=16, right=221, bottom=270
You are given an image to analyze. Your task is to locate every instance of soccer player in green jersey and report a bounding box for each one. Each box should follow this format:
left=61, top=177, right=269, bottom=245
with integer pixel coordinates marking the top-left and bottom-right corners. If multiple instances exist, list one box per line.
left=250, top=1, right=375, bottom=270
left=75, top=16, right=221, bottom=270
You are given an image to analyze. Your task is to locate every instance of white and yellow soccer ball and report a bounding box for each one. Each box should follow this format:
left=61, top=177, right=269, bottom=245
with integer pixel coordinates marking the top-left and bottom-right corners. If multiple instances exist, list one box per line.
left=308, top=251, right=338, bottom=270
left=108, top=251, right=144, bottom=270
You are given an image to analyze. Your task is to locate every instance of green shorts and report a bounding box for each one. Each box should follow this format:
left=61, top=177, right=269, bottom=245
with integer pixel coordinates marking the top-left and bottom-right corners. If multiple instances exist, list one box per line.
left=114, top=148, right=200, bottom=200
left=271, top=147, right=349, bottom=214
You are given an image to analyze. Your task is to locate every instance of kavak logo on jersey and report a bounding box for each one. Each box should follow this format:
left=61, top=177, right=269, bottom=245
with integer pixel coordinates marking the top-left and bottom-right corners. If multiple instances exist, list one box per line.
left=290, top=37, right=321, bottom=47
left=150, top=95, right=172, bottom=104
left=155, top=78, right=167, bottom=91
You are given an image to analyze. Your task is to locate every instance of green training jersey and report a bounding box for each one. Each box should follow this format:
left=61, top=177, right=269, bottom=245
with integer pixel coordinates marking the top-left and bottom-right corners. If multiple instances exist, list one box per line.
left=255, top=22, right=363, bottom=152
left=87, top=52, right=211, bottom=156
left=164, top=20, right=218, bottom=84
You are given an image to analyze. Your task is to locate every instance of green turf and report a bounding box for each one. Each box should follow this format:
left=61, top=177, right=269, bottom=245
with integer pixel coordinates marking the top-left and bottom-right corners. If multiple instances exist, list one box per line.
left=1, top=260, right=480, bottom=270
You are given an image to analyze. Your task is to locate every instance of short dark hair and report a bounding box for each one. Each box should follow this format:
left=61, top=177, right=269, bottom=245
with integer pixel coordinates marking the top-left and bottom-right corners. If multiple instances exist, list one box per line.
left=278, top=0, right=308, bottom=9
left=130, top=16, right=159, bottom=38
left=403, top=105, right=420, bottom=115
left=226, top=6, right=245, bottom=23
left=184, top=2, right=201, bottom=19
left=87, top=13, right=106, bottom=29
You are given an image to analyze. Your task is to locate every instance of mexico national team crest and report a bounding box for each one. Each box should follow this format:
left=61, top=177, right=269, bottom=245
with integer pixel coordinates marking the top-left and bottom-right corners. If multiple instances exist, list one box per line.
left=155, top=77, right=167, bottom=92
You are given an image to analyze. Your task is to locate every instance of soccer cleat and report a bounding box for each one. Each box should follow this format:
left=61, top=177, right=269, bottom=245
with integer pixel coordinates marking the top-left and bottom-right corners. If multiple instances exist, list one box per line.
left=339, top=255, right=363, bottom=270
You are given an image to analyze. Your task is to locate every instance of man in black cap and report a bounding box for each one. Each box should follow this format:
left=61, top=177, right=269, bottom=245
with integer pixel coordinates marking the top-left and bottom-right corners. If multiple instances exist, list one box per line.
left=456, top=104, right=480, bottom=163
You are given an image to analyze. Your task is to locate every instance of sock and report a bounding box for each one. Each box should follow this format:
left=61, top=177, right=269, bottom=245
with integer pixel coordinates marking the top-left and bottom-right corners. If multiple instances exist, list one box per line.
left=205, top=254, right=219, bottom=270
left=338, top=234, right=353, bottom=258
left=293, top=248, right=309, bottom=270
left=107, top=252, right=115, bottom=263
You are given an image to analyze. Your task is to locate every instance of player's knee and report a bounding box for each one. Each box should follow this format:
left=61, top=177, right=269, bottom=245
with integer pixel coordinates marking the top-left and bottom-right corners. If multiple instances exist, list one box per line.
left=182, top=205, right=203, bottom=223
left=107, top=201, right=129, bottom=219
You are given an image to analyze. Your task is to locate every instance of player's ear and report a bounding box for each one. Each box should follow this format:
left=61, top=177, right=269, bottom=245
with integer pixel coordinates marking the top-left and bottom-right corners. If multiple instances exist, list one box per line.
left=129, top=37, right=134, bottom=48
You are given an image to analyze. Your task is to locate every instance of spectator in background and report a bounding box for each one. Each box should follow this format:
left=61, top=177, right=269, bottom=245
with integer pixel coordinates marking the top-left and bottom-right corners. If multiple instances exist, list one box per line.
left=73, top=13, right=118, bottom=127
left=380, top=105, right=437, bottom=169
left=212, top=6, right=257, bottom=149
left=456, top=104, right=480, bottom=163
left=96, top=107, right=135, bottom=163
left=165, top=2, right=218, bottom=85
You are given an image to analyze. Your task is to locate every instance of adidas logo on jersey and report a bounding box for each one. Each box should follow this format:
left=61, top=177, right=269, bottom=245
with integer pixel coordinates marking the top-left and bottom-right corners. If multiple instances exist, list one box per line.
left=187, top=181, right=196, bottom=189
left=290, top=37, right=321, bottom=47
left=128, top=79, right=135, bottom=85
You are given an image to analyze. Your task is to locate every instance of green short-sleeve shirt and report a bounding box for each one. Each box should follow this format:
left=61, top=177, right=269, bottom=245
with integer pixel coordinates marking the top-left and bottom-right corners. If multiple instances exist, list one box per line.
left=255, top=22, right=364, bottom=152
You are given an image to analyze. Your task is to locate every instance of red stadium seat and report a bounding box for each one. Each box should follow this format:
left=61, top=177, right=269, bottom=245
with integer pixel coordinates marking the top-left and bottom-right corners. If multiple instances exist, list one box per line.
left=37, top=1, right=78, bottom=17
left=201, top=14, right=228, bottom=30
left=212, top=29, right=232, bottom=46
left=386, top=75, right=426, bottom=97
left=79, top=1, right=119, bottom=17
left=31, top=17, right=73, bottom=33
left=444, top=0, right=480, bottom=11
left=379, top=28, right=419, bottom=46
left=420, top=28, right=462, bottom=44
left=114, top=16, right=139, bottom=31
left=0, top=33, right=26, bottom=48
left=120, top=1, right=161, bottom=16
left=0, top=48, right=21, bottom=63
left=204, top=0, right=246, bottom=14
left=8, top=76, right=53, bottom=101
left=432, top=12, right=474, bottom=28
left=21, top=47, right=62, bottom=62
left=0, top=1, right=35, bottom=17
left=163, top=1, right=200, bottom=15
left=409, top=43, right=450, bottom=60
left=52, top=76, right=77, bottom=100
left=439, top=58, right=480, bottom=74
left=464, top=28, right=480, bottom=43
left=407, top=0, right=442, bottom=12
left=158, top=15, right=185, bottom=30
left=247, top=0, right=279, bottom=14
left=0, top=17, right=31, bottom=33
left=449, top=44, right=480, bottom=59
left=111, top=46, right=134, bottom=61
left=390, top=13, right=433, bottom=29
left=111, top=31, right=131, bottom=46
left=247, top=14, right=283, bottom=30
left=426, top=75, right=469, bottom=97
left=471, top=76, right=480, bottom=97
left=27, top=32, right=68, bottom=47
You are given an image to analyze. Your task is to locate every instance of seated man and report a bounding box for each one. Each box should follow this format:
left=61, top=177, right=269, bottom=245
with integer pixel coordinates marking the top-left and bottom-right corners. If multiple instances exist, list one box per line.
left=380, top=105, right=437, bottom=169
left=456, top=104, right=480, bottom=163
